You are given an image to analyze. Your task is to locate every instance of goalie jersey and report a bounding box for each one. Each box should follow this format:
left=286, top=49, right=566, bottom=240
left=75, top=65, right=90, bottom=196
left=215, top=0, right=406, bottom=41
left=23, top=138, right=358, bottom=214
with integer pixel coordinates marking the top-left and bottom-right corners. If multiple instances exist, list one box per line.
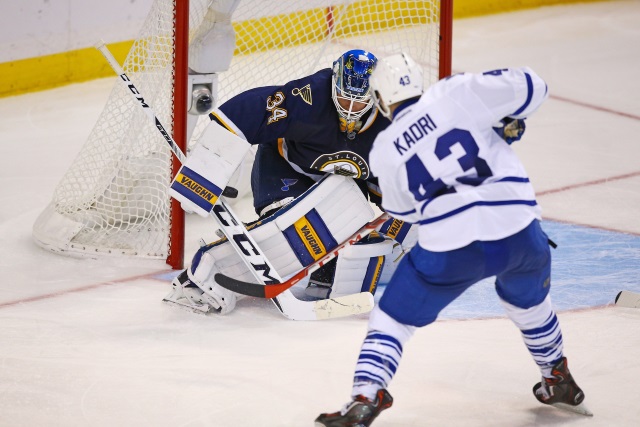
left=369, top=67, right=549, bottom=252
left=209, top=68, right=390, bottom=196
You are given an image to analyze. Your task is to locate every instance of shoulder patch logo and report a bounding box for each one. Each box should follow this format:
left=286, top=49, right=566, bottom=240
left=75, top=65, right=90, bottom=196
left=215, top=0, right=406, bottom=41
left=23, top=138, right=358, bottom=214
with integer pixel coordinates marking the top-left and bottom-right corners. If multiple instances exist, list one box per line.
left=310, top=151, right=370, bottom=179
left=292, top=84, right=312, bottom=105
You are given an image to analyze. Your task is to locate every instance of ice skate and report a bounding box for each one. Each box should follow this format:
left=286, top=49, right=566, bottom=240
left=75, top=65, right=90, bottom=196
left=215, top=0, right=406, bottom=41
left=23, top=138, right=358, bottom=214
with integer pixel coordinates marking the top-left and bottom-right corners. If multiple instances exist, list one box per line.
left=533, top=357, right=593, bottom=416
left=315, top=389, right=393, bottom=427
left=162, top=270, right=213, bottom=315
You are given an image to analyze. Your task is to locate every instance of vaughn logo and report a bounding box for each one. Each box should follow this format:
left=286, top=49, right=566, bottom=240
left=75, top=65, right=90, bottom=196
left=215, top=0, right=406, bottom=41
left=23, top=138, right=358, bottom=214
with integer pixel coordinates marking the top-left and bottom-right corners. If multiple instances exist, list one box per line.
left=294, top=217, right=327, bottom=261
left=170, top=166, right=222, bottom=214
left=300, top=224, right=323, bottom=256
left=385, top=219, right=404, bottom=239
left=177, top=174, right=217, bottom=202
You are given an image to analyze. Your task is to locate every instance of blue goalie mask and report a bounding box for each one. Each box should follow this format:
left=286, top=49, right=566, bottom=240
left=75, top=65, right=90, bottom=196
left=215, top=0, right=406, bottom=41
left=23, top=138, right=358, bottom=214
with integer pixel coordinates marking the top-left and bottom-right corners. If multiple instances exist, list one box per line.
left=332, top=50, right=378, bottom=135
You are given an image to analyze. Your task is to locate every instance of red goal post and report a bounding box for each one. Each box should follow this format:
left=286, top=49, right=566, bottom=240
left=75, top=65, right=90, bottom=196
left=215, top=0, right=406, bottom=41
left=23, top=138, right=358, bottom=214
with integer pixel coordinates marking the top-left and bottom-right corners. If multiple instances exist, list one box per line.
left=32, top=0, right=453, bottom=270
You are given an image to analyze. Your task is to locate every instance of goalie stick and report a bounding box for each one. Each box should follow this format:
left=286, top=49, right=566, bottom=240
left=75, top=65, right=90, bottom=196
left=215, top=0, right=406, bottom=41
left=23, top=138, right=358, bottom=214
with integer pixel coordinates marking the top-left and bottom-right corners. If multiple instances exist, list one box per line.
left=95, top=41, right=373, bottom=320
left=614, top=290, right=640, bottom=308
left=215, top=213, right=391, bottom=299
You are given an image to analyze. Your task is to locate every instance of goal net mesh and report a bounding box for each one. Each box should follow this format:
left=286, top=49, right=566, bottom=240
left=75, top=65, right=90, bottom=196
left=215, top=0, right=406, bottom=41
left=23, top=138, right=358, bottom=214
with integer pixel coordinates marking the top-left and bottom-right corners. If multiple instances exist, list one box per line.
left=33, top=0, right=445, bottom=262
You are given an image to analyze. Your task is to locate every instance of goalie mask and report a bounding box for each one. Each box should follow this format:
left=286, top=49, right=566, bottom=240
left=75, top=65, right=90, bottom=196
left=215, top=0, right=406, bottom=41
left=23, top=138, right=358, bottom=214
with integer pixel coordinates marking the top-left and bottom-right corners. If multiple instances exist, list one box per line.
left=332, top=49, right=377, bottom=139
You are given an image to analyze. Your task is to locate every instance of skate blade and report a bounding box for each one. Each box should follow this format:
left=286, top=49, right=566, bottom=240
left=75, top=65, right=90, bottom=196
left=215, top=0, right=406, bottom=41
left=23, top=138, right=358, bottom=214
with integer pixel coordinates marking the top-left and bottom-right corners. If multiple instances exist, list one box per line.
left=162, top=289, right=212, bottom=315
left=162, top=297, right=212, bottom=315
left=550, top=402, right=593, bottom=417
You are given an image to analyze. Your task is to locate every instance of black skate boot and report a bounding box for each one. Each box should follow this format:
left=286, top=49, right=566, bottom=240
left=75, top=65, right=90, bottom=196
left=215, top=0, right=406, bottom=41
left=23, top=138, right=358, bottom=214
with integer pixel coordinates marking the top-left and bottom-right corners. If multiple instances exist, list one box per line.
left=533, top=357, right=592, bottom=416
left=315, top=389, right=393, bottom=427
left=306, top=258, right=338, bottom=299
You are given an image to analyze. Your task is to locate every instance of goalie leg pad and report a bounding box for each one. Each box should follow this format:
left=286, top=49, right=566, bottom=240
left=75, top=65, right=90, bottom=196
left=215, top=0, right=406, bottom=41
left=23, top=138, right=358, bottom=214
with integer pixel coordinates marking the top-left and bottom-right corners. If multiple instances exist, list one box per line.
left=306, top=232, right=395, bottom=299
left=187, top=175, right=375, bottom=313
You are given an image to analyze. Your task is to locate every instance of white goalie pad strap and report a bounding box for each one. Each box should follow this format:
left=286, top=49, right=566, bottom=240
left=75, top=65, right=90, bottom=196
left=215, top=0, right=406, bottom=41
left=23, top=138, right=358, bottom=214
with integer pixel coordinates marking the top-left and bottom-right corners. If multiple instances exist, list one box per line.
left=170, top=124, right=250, bottom=217
left=329, top=235, right=395, bottom=298
left=189, top=174, right=375, bottom=302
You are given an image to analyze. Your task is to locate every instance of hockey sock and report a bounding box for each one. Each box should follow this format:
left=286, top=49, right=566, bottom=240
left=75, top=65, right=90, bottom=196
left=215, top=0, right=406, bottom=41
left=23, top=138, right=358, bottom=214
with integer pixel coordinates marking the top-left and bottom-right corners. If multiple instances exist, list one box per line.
left=501, top=295, right=564, bottom=376
left=352, top=306, right=415, bottom=400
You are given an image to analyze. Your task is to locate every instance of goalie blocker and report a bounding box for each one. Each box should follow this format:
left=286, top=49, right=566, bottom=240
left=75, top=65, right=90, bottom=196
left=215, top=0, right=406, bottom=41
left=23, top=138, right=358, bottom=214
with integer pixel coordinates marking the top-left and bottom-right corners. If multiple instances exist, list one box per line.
left=169, top=123, right=250, bottom=217
left=168, top=174, right=417, bottom=314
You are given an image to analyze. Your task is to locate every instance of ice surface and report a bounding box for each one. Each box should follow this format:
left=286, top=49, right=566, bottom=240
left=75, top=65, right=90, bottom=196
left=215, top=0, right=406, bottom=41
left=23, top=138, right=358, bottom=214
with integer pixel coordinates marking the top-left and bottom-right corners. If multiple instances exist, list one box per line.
left=1, top=2, right=639, bottom=426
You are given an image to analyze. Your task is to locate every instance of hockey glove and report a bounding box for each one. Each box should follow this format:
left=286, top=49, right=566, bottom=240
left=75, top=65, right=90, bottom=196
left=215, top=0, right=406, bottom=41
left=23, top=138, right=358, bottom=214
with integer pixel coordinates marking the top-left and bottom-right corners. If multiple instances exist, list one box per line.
left=493, top=117, right=526, bottom=144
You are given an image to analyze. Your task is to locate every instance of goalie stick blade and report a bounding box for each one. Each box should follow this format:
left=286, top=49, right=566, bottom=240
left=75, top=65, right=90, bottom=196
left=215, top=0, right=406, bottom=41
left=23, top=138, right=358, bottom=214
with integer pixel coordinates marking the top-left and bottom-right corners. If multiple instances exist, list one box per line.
left=314, top=292, right=375, bottom=320
left=273, top=291, right=374, bottom=321
left=214, top=271, right=305, bottom=299
left=614, top=290, right=640, bottom=308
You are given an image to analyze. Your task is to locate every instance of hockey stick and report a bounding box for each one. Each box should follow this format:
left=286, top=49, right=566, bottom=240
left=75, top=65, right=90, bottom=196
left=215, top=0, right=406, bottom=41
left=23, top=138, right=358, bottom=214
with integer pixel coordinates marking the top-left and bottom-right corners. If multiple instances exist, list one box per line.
left=215, top=213, right=391, bottom=298
left=614, top=290, right=640, bottom=308
left=95, top=41, right=374, bottom=320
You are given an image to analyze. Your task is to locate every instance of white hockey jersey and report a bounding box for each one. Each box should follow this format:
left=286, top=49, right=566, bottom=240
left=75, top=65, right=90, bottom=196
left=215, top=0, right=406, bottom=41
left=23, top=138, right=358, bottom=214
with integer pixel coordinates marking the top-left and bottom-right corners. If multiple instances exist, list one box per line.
left=369, top=67, right=548, bottom=251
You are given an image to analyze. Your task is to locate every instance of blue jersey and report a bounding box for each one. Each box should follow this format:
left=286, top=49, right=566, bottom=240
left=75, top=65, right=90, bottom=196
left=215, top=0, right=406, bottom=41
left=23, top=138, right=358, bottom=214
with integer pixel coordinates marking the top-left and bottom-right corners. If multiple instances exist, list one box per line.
left=209, top=69, right=390, bottom=191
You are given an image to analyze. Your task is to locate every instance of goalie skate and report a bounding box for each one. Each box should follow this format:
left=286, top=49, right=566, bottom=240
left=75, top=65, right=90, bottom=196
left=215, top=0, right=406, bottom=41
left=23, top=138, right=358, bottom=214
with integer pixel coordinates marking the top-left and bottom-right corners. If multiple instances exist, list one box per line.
left=162, top=271, right=214, bottom=315
left=162, top=286, right=212, bottom=315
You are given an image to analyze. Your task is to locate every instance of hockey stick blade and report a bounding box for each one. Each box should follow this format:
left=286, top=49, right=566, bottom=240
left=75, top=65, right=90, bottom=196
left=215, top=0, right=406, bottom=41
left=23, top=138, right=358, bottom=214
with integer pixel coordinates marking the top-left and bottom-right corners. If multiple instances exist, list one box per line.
left=614, top=290, right=640, bottom=308
left=213, top=213, right=390, bottom=298
left=214, top=272, right=295, bottom=298
left=274, top=290, right=374, bottom=321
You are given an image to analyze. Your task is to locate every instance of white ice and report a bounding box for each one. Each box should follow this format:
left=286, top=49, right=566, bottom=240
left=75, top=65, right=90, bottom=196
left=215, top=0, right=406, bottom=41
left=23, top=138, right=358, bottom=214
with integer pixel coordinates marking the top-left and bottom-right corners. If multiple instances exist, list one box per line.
left=1, top=1, right=640, bottom=426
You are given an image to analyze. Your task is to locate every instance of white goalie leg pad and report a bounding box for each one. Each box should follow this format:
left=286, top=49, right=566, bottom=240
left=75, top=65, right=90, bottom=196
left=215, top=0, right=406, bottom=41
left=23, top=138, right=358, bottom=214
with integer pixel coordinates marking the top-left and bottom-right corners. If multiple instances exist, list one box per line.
left=188, top=175, right=375, bottom=313
left=321, top=233, right=395, bottom=299
left=170, top=124, right=250, bottom=217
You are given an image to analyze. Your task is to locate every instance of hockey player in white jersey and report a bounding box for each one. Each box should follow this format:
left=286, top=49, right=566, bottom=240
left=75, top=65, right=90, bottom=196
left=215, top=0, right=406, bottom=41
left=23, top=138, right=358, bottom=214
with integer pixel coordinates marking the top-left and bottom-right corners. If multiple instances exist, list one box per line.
left=316, top=54, right=591, bottom=426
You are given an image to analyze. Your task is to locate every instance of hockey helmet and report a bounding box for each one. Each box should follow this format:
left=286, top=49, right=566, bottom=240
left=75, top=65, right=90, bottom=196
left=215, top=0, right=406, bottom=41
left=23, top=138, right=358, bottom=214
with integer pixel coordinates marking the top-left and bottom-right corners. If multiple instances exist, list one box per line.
left=370, top=52, right=424, bottom=118
left=331, top=49, right=378, bottom=134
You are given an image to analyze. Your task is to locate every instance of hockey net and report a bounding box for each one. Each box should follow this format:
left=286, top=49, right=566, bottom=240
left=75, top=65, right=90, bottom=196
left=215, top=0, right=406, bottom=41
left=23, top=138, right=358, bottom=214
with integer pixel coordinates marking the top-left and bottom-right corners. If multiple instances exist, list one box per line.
left=33, top=0, right=452, bottom=269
